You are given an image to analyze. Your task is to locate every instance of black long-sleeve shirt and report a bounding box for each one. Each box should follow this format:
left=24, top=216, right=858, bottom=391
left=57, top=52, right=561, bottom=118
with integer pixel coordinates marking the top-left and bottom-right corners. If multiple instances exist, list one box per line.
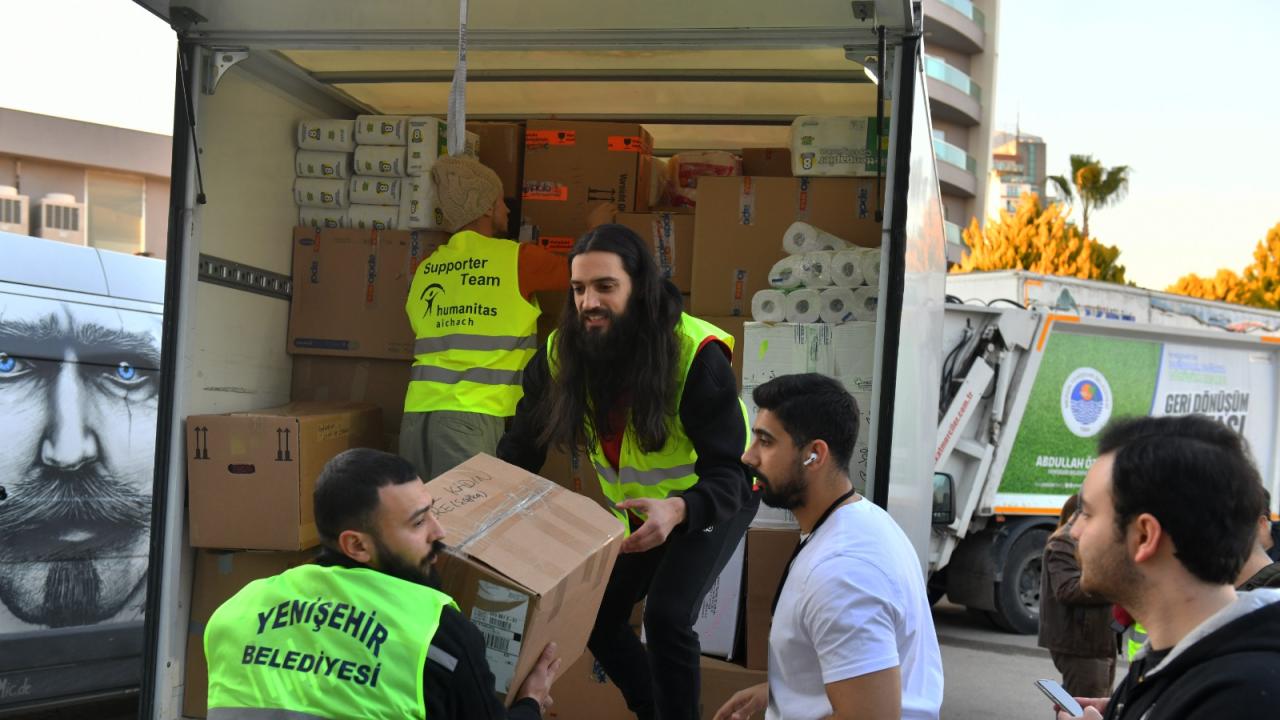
left=497, top=338, right=755, bottom=533
left=314, top=550, right=540, bottom=720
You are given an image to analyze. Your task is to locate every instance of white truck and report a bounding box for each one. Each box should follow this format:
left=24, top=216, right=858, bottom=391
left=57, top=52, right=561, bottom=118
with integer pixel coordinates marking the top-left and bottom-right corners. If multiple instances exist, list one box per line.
left=931, top=271, right=1280, bottom=633
left=100, top=2, right=951, bottom=717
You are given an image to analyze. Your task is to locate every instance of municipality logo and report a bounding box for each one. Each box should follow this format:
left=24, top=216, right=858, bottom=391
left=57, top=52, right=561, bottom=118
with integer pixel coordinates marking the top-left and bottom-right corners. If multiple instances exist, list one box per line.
left=1061, top=368, right=1113, bottom=437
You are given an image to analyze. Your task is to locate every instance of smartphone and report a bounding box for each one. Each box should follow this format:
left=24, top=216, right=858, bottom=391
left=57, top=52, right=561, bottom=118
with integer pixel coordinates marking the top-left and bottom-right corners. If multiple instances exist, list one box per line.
left=1035, top=678, right=1085, bottom=717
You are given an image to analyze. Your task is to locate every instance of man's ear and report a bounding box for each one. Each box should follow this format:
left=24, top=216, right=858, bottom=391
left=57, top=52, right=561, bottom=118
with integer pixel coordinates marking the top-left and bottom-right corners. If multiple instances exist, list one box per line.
left=1130, top=513, right=1163, bottom=564
left=338, top=529, right=376, bottom=566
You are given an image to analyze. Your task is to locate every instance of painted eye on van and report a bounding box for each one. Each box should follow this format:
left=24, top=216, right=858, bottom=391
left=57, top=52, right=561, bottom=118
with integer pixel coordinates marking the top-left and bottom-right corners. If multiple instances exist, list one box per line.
left=116, top=362, right=137, bottom=381
left=0, top=353, right=12, bottom=373
left=0, top=352, right=32, bottom=379
left=106, top=361, right=148, bottom=387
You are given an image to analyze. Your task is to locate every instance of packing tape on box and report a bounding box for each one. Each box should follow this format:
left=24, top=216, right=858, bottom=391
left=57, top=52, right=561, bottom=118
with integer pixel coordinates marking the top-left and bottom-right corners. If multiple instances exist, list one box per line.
left=768, top=256, right=803, bottom=289
left=294, top=178, right=350, bottom=209
left=349, top=176, right=402, bottom=206
left=297, top=119, right=356, bottom=152
left=449, top=480, right=556, bottom=556
left=783, top=221, right=850, bottom=255
left=354, top=145, right=407, bottom=177
left=830, top=249, right=864, bottom=287
left=738, top=177, right=756, bottom=226
left=850, top=286, right=879, bottom=321
left=751, top=289, right=788, bottom=322
left=299, top=207, right=348, bottom=229
left=798, top=251, right=835, bottom=287
left=785, top=288, right=822, bottom=323
left=296, top=150, right=352, bottom=179
left=355, top=114, right=409, bottom=145
left=818, top=287, right=856, bottom=323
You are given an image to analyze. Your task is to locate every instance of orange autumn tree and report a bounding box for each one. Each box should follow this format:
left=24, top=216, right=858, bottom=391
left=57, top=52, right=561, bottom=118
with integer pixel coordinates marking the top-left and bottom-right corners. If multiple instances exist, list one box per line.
left=1167, top=222, right=1280, bottom=309
left=952, top=193, right=1127, bottom=283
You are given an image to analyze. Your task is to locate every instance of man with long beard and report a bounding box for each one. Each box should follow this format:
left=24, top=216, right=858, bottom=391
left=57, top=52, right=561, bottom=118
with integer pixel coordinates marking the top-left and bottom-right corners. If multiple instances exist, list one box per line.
left=203, top=448, right=561, bottom=719
left=1057, top=415, right=1280, bottom=720
left=499, top=224, right=757, bottom=720
left=0, top=296, right=161, bottom=632
left=715, top=373, right=943, bottom=720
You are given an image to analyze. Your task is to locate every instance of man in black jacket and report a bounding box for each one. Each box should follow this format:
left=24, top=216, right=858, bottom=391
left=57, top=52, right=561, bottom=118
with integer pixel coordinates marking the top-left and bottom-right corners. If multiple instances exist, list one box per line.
left=1056, top=415, right=1280, bottom=720
left=499, top=225, right=757, bottom=720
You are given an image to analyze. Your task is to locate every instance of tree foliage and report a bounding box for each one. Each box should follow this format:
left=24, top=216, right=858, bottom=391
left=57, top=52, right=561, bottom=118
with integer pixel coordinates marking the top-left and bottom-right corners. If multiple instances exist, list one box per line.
left=1047, top=154, right=1131, bottom=237
left=1167, top=222, right=1280, bottom=309
left=952, top=193, right=1127, bottom=284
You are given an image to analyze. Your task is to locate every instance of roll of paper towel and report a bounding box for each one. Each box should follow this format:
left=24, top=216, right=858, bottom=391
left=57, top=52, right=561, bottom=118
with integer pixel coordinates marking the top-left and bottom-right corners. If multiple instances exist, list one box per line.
left=785, top=289, right=822, bottom=323
left=347, top=204, right=401, bottom=230
left=354, top=146, right=407, bottom=177
left=299, top=207, right=348, bottom=229
left=349, top=176, right=402, bottom=206
left=851, top=286, right=879, bottom=321
left=355, top=115, right=409, bottom=145
left=294, top=178, right=350, bottom=209
left=296, top=150, right=351, bottom=179
left=830, top=249, right=864, bottom=288
left=819, top=287, right=857, bottom=324
left=857, top=247, right=882, bottom=286
left=751, top=289, right=789, bottom=322
left=768, top=256, right=804, bottom=289
left=798, top=251, right=835, bottom=287
left=297, top=119, right=356, bottom=152
left=783, top=222, right=851, bottom=255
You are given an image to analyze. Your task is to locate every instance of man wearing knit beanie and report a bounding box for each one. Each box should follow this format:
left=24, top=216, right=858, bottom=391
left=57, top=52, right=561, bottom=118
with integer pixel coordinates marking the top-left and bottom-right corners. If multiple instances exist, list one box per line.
left=401, top=155, right=570, bottom=481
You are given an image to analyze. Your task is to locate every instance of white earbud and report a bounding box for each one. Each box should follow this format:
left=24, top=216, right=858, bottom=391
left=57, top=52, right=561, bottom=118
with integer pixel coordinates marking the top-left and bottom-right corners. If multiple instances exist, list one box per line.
left=802, top=452, right=818, bottom=466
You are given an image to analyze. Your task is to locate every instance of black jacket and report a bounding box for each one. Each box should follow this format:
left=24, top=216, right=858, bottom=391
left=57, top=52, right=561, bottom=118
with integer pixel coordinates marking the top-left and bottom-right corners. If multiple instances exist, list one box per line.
left=1238, top=562, right=1280, bottom=591
left=1103, top=591, right=1280, bottom=720
left=315, top=551, right=540, bottom=720
left=498, top=338, right=755, bottom=533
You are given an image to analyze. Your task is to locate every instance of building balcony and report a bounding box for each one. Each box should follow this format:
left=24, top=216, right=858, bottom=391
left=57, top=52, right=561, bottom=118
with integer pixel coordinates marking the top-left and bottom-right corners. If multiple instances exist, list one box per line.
left=933, top=137, right=978, bottom=198
left=924, top=55, right=983, bottom=126
left=922, top=0, right=987, bottom=54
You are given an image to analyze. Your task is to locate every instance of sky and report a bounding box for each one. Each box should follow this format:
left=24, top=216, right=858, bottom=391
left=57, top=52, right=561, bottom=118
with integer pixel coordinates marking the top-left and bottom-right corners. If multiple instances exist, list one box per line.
left=2, top=1, right=1277, bottom=291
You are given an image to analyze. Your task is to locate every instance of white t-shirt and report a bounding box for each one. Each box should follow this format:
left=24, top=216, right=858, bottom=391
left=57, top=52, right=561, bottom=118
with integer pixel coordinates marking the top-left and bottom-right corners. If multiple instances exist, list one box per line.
left=767, top=498, right=944, bottom=720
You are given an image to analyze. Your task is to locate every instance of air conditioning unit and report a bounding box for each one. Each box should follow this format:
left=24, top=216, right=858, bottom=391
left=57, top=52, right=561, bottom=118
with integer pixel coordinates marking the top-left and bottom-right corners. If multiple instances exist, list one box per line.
left=34, top=193, right=85, bottom=245
left=0, top=185, right=29, bottom=234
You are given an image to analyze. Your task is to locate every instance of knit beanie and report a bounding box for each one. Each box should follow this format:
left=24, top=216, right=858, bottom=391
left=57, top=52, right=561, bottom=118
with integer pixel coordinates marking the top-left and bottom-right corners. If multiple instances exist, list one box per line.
left=431, top=155, right=503, bottom=232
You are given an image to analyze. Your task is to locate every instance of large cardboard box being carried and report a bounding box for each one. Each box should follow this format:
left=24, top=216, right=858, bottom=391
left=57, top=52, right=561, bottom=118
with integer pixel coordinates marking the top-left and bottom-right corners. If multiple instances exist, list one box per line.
left=616, top=211, right=696, bottom=294
left=289, top=356, right=411, bottom=452
left=689, top=177, right=880, bottom=317
left=183, top=550, right=315, bottom=718
left=288, top=227, right=448, bottom=360
left=426, top=454, right=624, bottom=704
left=743, top=528, right=800, bottom=670
left=522, top=120, right=653, bottom=251
left=187, top=402, right=382, bottom=550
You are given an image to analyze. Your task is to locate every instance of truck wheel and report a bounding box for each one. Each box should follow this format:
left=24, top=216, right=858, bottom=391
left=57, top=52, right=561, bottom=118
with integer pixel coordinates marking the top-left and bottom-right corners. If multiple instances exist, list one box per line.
left=989, top=528, right=1047, bottom=635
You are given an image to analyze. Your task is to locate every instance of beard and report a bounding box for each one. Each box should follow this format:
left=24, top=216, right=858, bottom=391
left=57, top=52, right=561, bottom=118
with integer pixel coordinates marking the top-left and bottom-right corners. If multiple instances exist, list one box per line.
left=0, top=465, right=150, bottom=627
left=566, top=303, right=643, bottom=433
left=759, top=458, right=809, bottom=511
left=373, top=537, right=446, bottom=589
left=1078, top=531, right=1141, bottom=605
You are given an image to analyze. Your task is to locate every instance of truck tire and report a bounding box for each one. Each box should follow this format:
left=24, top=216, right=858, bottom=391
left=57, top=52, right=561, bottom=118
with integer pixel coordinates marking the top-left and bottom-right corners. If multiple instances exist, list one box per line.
left=989, top=528, right=1048, bottom=634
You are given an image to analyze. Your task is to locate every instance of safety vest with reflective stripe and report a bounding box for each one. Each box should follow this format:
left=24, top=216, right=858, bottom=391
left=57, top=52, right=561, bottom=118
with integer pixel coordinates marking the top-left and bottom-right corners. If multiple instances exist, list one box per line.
left=404, top=231, right=540, bottom=416
left=1126, top=621, right=1148, bottom=661
left=550, top=313, right=749, bottom=530
left=205, top=564, right=456, bottom=720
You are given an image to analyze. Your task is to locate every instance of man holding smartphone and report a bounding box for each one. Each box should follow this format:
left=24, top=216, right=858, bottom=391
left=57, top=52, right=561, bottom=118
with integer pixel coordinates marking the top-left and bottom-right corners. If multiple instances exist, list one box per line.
left=1054, top=415, right=1280, bottom=720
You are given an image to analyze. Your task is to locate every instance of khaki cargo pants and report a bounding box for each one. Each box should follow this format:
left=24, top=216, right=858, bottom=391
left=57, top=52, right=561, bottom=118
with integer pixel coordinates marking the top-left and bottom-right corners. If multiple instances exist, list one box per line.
left=399, top=410, right=504, bottom=481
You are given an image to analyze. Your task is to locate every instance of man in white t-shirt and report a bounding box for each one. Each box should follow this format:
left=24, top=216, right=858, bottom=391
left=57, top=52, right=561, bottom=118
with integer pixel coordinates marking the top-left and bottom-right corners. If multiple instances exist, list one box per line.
left=714, top=373, right=944, bottom=720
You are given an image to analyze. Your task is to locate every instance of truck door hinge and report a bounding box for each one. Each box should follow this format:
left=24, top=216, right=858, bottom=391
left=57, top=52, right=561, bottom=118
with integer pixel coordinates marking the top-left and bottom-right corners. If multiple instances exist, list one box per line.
left=204, top=47, right=249, bottom=95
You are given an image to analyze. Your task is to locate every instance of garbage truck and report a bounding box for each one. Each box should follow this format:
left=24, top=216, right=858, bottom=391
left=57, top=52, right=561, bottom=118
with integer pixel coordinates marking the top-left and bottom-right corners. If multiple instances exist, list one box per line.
left=930, top=271, right=1280, bottom=633
left=1, top=1, right=954, bottom=716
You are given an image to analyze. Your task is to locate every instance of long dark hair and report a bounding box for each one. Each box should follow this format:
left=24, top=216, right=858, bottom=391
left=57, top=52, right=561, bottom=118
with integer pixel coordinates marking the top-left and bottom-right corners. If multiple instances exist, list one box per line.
left=537, top=224, right=683, bottom=454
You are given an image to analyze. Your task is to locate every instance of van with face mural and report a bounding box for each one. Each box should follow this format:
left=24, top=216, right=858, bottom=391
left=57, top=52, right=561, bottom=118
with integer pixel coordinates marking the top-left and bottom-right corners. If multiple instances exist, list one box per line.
left=0, top=231, right=164, bottom=712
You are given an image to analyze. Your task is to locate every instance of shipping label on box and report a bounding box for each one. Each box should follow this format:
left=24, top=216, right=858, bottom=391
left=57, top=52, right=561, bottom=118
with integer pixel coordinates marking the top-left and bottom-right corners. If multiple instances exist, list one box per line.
left=426, top=454, right=624, bottom=703
left=641, top=536, right=744, bottom=659
left=186, top=402, right=381, bottom=550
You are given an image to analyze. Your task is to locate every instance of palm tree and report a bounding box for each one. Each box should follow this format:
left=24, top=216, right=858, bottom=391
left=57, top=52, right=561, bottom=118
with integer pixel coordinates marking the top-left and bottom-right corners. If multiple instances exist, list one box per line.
left=1047, top=154, right=1131, bottom=237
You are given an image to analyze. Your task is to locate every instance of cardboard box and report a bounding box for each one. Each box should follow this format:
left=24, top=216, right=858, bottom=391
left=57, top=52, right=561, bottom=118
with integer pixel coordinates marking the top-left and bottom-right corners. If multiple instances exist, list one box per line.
left=546, top=651, right=632, bottom=720
left=743, top=528, right=800, bottom=670
left=539, top=443, right=609, bottom=511
left=522, top=120, right=653, bottom=243
left=741, top=147, right=793, bottom=177
left=186, top=402, right=382, bottom=550
left=426, top=454, right=624, bottom=703
left=289, top=355, right=411, bottom=452
left=468, top=122, right=524, bottom=201
left=689, top=177, right=880, bottom=317
left=183, top=549, right=315, bottom=717
left=616, top=211, right=696, bottom=294
left=694, top=314, right=747, bottom=389
left=288, top=227, right=448, bottom=360
left=699, top=656, right=769, bottom=719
